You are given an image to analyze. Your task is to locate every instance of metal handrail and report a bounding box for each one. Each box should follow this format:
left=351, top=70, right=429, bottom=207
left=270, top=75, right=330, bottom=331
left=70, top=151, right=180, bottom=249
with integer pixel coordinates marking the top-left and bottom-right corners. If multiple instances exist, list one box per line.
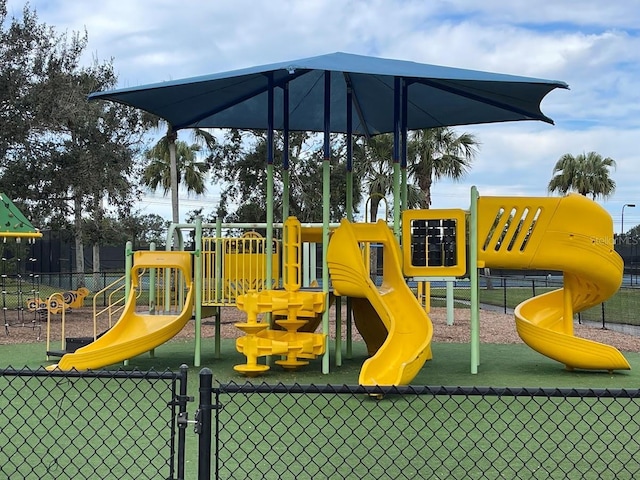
left=92, top=271, right=144, bottom=339
left=45, top=292, right=66, bottom=359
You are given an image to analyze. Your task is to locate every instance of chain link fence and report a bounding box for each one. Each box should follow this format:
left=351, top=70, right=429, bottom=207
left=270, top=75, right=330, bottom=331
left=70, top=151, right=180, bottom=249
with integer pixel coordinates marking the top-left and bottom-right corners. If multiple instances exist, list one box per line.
left=0, top=367, right=189, bottom=480
left=25, top=269, right=640, bottom=326
left=2, top=367, right=639, bottom=479
left=203, top=380, right=640, bottom=479
left=427, top=274, right=640, bottom=329
left=37, top=271, right=127, bottom=303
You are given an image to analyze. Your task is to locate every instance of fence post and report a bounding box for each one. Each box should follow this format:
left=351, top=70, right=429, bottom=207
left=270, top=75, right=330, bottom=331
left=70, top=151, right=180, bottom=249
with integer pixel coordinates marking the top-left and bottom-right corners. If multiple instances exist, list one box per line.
left=502, top=277, right=507, bottom=314
left=601, top=303, right=606, bottom=330
left=198, top=368, right=213, bottom=480
left=531, top=279, right=536, bottom=297
left=177, top=364, right=189, bottom=480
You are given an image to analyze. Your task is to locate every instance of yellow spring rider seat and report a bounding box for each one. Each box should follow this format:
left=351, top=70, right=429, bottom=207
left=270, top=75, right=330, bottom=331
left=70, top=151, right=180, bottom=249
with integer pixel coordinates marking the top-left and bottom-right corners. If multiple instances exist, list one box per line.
left=234, top=217, right=327, bottom=376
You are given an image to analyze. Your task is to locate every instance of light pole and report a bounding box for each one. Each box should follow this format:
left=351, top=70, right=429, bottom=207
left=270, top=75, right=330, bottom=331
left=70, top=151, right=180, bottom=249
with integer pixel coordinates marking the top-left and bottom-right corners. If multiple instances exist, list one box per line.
left=622, top=203, right=635, bottom=235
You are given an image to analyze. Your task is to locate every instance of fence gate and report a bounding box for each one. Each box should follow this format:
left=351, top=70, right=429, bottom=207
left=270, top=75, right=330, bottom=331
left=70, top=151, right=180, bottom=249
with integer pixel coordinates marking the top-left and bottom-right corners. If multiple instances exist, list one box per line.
left=0, top=366, right=190, bottom=480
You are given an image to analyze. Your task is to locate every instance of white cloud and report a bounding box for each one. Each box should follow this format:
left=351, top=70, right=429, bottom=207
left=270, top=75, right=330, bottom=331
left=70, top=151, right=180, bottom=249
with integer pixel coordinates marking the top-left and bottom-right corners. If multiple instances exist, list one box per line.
left=5, top=0, right=639, bottom=228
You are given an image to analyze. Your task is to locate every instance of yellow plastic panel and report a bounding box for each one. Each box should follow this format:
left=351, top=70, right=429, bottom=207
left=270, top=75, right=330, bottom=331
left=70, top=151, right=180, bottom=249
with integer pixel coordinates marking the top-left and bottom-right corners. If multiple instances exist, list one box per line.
left=401, top=209, right=467, bottom=277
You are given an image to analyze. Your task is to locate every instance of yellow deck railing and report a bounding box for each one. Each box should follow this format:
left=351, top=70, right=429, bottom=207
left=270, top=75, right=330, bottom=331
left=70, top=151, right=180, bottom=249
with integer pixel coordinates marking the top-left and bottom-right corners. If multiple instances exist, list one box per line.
left=201, top=233, right=280, bottom=306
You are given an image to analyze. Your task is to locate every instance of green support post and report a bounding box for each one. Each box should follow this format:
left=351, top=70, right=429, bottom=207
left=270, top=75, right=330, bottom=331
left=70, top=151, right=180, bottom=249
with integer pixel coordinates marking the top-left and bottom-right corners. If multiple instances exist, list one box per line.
left=470, top=186, right=480, bottom=374
left=446, top=280, right=454, bottom=326
left=401, top=168, right=408, bottom=213
left=149, top=242, right=156, bottom=314
left=283, top=169, right=290, bottom=221
left=148, top=242, right=156, bottom=359
left=335, top=295, right=342, bottom=366
left=124, top=241, right=133, bottom=367
left=266, top=163, right=274, bottom=339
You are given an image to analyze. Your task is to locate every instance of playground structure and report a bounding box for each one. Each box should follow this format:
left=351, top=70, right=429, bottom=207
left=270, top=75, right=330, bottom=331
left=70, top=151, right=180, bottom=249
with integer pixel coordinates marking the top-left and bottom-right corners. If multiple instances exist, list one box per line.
left=46, top=187, right=629, bottom=386
left=0, top=193, right=43, bottom=339
left=75, top=52, right=604, bottom=387
left=477, top=193, right=629, bottom=371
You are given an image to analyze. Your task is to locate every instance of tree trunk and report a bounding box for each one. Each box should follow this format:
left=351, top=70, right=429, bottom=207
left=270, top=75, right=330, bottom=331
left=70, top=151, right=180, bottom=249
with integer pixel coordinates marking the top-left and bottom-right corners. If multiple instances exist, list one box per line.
left=417, top=169, right=433, bottom=208
left=74, top=196, right=85, bottom=288
left=169, top=130, right=179, bottom=225
left=369, top=196, right=381, bottom=222
left=93, top=243, right=100, bottom=292
left=168, top=128, right=180, bottom=249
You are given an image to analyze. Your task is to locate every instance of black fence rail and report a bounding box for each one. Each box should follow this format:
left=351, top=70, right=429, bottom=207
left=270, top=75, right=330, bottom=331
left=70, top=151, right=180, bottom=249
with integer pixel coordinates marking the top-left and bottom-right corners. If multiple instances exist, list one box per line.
left=0, top=366, right=189, bottom=480
left=25, top=269, right=640, bottom=328
left=37, top=271, right=127, bottom=300
left=476, top=274, right=640, bottom=328
left=198, top=375, right=640, bottom=480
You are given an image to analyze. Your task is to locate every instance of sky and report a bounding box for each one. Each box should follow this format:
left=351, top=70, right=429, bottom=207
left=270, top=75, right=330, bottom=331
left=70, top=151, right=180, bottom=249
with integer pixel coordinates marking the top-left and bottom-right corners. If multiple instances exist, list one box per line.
left=6, top=0, right=640, bottom=230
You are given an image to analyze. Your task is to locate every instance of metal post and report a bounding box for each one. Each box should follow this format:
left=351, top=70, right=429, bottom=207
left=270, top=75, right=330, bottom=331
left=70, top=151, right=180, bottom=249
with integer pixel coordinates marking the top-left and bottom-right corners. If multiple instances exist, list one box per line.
left=215, top=218, right=222, bottom=358
left=282, top=83, right=290, bottom=221
left=194, top=217, right=203, bottom=367
left=503, top=278, right=507, bottom=314
left=322, top=70, right=331, bottom=374
left=197, top=368, right=213, bottom=480
left=621, top=203, right=635, bottom=235
left=149, top=242, right=156, bottom=359
left=266, top=74, right=275, bottom=292
left=149, top=242, right=156, bottom=314
left=392, top=76, right=401, bottom=239
left=124, top=241, right=133, bottom=301
left=335, top=295, right=342, bottom=366
left=346, top=87, right=354, bottom=359
left=176, top=364, right=188, bottom=480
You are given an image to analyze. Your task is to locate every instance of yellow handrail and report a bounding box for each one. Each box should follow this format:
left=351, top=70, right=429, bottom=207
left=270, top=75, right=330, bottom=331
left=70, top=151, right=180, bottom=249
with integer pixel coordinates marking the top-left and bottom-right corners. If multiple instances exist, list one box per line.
left=45, top=292, right=66, bottom=359
left=92, top=271, right=144, bottom=339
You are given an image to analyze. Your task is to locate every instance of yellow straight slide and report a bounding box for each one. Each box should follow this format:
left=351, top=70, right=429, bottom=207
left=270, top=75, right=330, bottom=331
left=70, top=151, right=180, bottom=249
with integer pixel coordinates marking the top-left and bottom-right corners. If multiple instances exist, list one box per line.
left=478, top=193, right=630, bottom=371
left=51, top=251, right=194, bottom=371
left=327, top=219, right=433, bottom=386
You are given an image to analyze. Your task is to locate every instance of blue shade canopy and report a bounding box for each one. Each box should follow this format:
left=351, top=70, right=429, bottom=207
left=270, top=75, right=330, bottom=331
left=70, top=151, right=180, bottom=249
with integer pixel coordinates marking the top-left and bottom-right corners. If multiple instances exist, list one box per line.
left=89, top=52, right=568, bottom=135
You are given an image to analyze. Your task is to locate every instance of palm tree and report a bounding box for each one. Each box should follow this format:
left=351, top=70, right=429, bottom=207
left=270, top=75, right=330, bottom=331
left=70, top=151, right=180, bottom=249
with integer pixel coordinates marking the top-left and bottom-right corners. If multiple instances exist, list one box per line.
left=143, top=125, right=217, bottom=225
left=548, top=151, right=616, bottom=200
left=408, top=128, right=479, bottom=208
left=354, top=134, right=395, bottom=221
left=142, top=138, right=210, bottom=223
left=356, top=127, right=479, bottom=219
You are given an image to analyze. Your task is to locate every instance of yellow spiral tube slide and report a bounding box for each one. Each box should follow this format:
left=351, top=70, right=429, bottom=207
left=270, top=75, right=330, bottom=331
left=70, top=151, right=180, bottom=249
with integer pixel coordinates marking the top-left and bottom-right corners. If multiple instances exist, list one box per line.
left=477, top=193, right=630, bottom=372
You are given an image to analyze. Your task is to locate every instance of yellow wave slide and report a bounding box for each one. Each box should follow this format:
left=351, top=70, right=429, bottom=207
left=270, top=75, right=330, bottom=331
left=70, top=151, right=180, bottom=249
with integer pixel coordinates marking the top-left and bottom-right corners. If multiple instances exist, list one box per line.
left=478, top=193, right=630, bottom=371
left=50, top=251, right=194, bottom=371
left=327, top=219, right=433, bottom=386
